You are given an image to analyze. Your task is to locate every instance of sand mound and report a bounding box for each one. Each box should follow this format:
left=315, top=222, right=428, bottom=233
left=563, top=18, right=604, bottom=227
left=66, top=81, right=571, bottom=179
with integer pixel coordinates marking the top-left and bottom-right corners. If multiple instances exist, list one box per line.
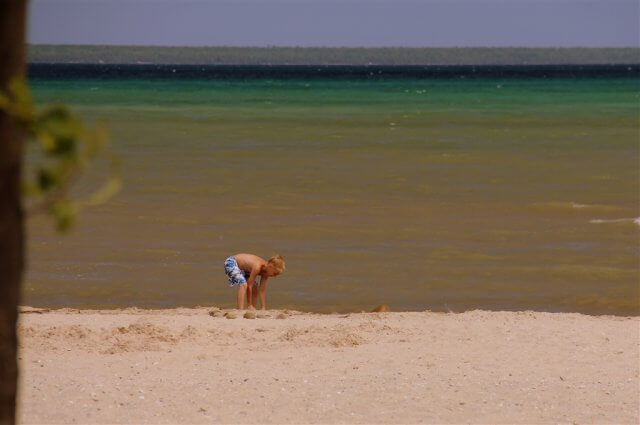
left=19, top=319, right=196, bottom=354
left=277, top=323, right=377, bottom=347
left=102, top=321, right=179, bottom=354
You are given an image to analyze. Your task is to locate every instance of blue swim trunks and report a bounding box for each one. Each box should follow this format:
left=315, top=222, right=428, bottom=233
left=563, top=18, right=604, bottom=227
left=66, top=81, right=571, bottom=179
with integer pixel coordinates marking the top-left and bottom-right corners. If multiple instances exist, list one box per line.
left=224, top=256, right=260, bottom=287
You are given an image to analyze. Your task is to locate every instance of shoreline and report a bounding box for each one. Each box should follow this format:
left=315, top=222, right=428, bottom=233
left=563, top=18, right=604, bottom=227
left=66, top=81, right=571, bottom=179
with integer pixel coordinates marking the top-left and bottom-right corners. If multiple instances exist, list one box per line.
left=17, top=306, right=639, bottom=423
left=18, top=304, right=640, bottom=318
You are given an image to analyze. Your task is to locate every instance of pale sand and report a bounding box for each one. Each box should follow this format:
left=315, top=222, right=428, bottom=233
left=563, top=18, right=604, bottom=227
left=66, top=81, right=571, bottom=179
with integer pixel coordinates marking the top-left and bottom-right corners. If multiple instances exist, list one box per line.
left=17, top=307, right=639, bottom=424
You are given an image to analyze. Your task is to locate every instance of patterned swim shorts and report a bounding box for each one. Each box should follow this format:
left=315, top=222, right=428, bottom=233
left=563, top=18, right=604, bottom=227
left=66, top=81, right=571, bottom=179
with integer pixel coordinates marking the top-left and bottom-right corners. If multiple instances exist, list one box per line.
left=223, top=256, right=261, bottom=287
left=224, top=256, right=247, bottom=287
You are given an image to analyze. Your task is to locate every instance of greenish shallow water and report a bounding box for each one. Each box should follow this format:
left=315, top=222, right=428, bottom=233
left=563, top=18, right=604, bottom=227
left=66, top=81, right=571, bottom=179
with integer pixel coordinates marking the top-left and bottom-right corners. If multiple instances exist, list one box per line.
left=24, top=77, right=640, bottom=315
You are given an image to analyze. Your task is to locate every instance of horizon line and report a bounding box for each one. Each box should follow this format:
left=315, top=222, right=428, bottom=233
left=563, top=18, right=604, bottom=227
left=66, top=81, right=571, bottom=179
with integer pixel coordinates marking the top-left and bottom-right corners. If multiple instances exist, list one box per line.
left=28, top=44, right=640, bottom=50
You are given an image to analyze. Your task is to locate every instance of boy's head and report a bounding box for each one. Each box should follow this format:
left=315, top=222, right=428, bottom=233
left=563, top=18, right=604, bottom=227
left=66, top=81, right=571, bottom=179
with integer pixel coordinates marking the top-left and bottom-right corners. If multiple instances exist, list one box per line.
left=265, top=254, right=285, bottom=277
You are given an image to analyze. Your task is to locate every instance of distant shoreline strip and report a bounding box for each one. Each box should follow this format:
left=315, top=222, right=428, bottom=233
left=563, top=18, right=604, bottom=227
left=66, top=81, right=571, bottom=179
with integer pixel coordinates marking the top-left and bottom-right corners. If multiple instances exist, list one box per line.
left=28, top=63, right=640, bottom=80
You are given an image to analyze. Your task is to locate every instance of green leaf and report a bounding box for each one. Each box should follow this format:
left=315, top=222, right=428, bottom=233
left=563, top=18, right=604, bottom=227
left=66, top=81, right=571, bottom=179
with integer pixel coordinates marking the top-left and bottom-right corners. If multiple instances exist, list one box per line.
left=37, top=167, right=59, bottom=192
left=23, top=181, right=42, bottom=197
left=51, top=201, right=77, bottom=232
left=8, top=77, right=33, bottom=121
left=37, top=131, right=56, bottom=151
left=35, top=106, right=82, bottom=156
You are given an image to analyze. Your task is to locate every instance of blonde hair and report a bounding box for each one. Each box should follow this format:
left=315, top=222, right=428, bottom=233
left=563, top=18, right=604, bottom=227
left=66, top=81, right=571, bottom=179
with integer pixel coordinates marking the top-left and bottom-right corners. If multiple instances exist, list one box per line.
left=267, top=254, right=285, bottom=274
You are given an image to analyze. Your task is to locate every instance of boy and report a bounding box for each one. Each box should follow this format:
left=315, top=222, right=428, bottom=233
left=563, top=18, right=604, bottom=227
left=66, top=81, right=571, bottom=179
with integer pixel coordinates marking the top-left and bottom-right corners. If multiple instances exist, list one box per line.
left=223, top=253, right=285, bottom=310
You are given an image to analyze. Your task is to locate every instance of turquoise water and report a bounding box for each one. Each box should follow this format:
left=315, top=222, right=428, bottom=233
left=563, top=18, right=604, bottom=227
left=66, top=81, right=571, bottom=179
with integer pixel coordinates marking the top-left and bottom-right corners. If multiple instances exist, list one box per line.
left=24, top=75, right=640, bottom=315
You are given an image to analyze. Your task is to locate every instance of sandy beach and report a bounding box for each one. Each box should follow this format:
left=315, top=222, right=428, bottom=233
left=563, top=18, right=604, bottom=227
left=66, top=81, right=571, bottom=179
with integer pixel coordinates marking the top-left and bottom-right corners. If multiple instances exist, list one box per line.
left=17, top=307, right=639, bottom=424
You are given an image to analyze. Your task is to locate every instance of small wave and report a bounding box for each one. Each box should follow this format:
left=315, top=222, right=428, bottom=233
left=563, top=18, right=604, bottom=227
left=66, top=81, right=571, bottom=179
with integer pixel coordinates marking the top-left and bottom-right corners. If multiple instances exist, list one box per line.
left=590, top=217, right=640, bottom=227
left=533, top=201, right=623, bottom=212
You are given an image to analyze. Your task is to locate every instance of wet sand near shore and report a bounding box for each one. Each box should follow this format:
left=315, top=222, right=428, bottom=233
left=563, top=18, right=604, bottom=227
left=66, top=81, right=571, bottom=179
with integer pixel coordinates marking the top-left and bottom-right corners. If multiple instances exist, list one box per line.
left=17, top=307, right=639, bottom=424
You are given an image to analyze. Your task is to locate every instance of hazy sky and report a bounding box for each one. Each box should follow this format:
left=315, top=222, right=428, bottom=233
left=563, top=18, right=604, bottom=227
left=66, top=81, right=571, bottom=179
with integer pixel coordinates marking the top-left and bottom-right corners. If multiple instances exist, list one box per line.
left=28, top=0, right=639, bottom=47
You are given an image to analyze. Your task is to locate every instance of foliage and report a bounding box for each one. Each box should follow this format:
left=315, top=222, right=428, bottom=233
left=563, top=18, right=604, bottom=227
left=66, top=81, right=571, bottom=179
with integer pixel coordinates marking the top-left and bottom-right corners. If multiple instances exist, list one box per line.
left=0, top=77, right=121, bottom=231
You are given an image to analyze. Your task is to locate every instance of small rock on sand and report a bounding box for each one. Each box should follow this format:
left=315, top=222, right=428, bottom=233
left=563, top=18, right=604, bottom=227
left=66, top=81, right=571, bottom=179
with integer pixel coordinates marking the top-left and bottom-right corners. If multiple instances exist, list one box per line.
left=210, top=311, right=224, bottom=318
left=276, top=313, right=287, bottom=320
left=224, top=312, right=237, bottom=319
left=244, top=311, right=257, bottom=319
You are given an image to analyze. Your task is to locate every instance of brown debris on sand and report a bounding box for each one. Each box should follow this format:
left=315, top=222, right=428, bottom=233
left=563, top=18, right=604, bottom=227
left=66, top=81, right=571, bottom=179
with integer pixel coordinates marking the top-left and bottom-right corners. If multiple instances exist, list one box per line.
left=371, top=304, right=390, bottom=313
left=19, top=306, right=50, bottom=314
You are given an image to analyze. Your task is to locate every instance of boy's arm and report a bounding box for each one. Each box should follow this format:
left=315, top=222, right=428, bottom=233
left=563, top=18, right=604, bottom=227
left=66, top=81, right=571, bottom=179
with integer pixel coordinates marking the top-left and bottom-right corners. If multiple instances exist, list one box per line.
left=257, top=277, right=268, bottom=310
left=245, top=267, right=261, bottom=308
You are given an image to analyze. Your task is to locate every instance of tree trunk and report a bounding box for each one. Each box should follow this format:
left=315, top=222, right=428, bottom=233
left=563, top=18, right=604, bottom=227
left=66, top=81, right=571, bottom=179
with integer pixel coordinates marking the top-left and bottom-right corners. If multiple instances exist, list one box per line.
left=0, top=1, right=27, bottom=424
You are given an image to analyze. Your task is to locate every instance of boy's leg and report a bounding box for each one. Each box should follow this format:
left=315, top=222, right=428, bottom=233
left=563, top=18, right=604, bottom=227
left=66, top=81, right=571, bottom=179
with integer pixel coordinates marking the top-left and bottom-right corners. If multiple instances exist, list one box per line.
left=236, top=283, right=247, bottom=309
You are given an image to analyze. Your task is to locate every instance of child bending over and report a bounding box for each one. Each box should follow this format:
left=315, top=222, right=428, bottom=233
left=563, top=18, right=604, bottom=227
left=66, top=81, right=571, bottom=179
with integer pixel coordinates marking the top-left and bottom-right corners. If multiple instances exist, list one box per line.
left=223, top=253, right=285, bottom=310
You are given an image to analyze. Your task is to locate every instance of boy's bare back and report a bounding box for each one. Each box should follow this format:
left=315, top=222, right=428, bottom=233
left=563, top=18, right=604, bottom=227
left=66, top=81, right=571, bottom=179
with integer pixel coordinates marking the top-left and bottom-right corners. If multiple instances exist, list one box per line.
left=233, top=253, right=267, bottom=275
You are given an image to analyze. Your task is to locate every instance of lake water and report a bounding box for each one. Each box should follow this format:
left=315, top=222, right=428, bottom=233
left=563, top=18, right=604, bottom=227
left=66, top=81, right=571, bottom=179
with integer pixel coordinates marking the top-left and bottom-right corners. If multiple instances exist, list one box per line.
left=24, top=65, right=640, bottom=315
